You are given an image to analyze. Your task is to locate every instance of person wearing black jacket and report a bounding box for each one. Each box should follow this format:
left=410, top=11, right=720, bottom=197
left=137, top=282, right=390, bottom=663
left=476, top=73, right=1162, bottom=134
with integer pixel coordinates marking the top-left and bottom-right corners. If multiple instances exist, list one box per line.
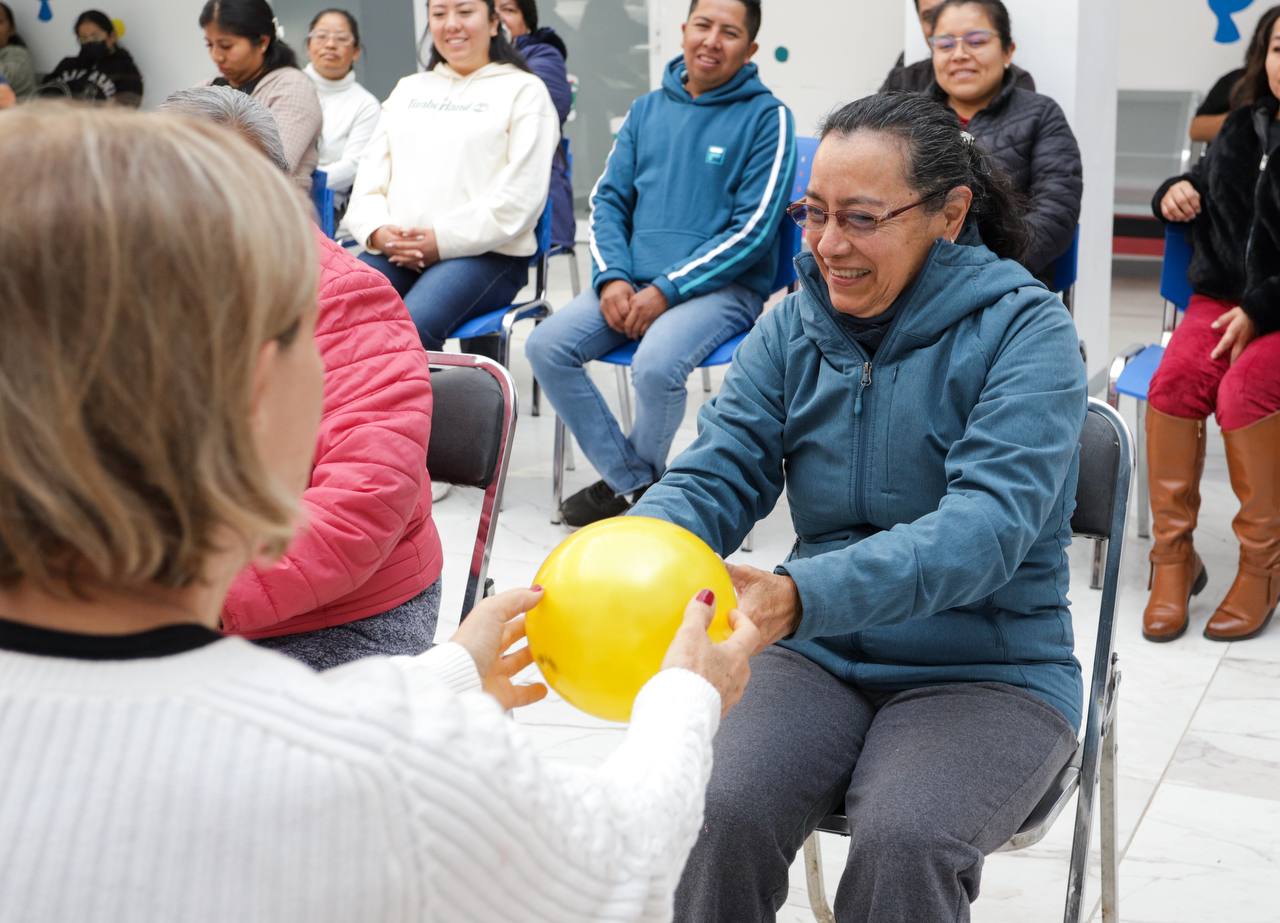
left=880, top=0, right=1035, bottom=95
left=926, top=0, right=1080, bottom=277
left=1142, top=5, right=1280, bottom=646
left=40, top=9, right=143, bottom=106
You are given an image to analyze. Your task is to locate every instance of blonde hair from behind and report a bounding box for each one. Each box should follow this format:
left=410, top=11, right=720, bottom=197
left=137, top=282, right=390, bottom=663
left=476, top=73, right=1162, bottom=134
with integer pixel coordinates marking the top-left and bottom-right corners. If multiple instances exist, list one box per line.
left=0, top=103, right=318, bottom=595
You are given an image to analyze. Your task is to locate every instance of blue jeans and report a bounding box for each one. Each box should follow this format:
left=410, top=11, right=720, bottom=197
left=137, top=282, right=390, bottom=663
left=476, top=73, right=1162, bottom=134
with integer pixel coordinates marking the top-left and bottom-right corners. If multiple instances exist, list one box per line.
left=359, top=251, right=529, bottom=350
left=526, top=283, right=762, bottom=495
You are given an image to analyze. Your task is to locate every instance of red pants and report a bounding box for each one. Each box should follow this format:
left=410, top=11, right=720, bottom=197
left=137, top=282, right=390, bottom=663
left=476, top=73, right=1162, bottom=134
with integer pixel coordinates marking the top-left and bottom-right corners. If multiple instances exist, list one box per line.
left=1148, top=295, right=1280, bottom=431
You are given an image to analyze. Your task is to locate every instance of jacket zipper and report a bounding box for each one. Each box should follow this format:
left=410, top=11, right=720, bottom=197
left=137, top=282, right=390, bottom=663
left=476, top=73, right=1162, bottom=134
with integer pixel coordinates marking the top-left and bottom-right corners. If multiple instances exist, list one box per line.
left=853, top=361, right=873, bottom=415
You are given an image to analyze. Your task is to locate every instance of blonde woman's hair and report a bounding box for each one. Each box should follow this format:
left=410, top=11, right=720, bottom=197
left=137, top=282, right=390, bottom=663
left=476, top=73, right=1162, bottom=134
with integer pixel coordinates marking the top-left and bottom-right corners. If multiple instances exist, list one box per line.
left=0, top=103, right=318, bottom=594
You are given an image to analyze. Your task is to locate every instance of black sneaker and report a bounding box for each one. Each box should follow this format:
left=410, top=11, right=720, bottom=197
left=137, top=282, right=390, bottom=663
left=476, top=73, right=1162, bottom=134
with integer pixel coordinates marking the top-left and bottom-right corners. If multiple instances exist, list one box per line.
left=560, top=479, right=635, bottom=528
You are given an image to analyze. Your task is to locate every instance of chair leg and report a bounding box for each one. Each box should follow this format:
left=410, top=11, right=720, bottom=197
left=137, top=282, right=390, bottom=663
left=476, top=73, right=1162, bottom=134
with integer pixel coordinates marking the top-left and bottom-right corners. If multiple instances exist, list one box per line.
left=1100, top=677, right=1120, bottom=923
left=615, top=366, right=634, bottom=435
left=743, top=529, right=755, bottom=553
left=1135, top=400, right=1150, bottom=539
left=802, top=833, right=837, bottom=923
left=552, top=415, right=566, bottom=524
left=567, top=250, right=582, bottom=298
left=701, top=366, right=712, bottom=394
left=1091, top=538, right=1106, bottom=591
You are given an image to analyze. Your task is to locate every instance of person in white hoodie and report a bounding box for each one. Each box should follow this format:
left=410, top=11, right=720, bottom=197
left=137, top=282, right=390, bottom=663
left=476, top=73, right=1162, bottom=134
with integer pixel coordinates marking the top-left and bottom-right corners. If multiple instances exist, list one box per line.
left=345, top=0, right=559, bottom=351
left=304, top=8, right=380, bottom=203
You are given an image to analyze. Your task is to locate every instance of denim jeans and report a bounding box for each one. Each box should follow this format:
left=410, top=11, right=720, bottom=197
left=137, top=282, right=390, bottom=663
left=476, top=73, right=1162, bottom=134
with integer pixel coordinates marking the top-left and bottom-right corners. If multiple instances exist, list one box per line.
left=359, top=251, right=529, bottom=350
left=526, top=282, right=762, bottom=495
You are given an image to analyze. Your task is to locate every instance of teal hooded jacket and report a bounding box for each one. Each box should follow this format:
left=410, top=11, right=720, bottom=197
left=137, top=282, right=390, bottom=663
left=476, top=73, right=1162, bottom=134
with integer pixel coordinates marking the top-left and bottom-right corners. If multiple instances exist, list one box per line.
left=589, top=56, right=795, bottom=307
left=631, top=233, right=1088, bottom=728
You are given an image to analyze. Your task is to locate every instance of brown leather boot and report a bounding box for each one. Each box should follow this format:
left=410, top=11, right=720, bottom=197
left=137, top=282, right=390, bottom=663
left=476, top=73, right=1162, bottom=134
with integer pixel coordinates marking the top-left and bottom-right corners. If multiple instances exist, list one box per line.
left=1205, top=412, right=1280, bottom=641
left=1143, top=408, right=1209, bottom=642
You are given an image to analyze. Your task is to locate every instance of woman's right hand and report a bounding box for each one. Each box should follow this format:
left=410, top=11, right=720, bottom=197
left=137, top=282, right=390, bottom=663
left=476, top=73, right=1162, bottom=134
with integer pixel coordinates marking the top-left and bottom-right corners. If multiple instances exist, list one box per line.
left=450, top=587, right=549, bottom=711
left=1160, top=180, right=1202, bottom=222
left=660, top=591, right=760, bottom=718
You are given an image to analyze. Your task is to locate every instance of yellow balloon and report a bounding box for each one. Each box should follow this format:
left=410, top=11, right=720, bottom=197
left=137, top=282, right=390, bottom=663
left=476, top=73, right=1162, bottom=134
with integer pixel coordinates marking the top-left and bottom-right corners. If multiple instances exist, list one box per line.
left=527, top=517, right=736, bottom=723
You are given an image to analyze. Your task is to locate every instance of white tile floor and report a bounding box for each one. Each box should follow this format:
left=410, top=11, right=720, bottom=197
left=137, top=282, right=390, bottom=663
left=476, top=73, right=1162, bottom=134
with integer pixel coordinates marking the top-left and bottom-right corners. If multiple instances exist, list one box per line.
left=429, top=255, right=1280, bottom=922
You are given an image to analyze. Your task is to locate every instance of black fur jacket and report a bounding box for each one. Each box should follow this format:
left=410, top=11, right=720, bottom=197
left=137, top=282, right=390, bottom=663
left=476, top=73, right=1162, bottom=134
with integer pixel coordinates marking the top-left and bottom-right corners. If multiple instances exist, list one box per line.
left=1153, top=99, right=1280, bottom=337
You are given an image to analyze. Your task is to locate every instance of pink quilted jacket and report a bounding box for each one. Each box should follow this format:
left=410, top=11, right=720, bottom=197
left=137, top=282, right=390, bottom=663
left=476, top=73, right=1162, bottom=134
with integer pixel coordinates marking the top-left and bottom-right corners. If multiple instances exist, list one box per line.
left=223, top=233, right=443, bottom=639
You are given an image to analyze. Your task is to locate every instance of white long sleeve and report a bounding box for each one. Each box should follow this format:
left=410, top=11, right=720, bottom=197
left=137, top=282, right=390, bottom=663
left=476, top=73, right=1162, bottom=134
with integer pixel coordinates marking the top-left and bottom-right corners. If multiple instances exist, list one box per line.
left=0, top=637, right=720, bottom=923
left=345, top=63, right=558, bottom=257
left=306, top=64, right=381, bottom=194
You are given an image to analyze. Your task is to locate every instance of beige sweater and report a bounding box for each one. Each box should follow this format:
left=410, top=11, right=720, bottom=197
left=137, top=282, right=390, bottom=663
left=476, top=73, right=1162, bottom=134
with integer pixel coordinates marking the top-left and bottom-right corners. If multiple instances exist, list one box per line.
left=205, top=67, right=322, bottom=191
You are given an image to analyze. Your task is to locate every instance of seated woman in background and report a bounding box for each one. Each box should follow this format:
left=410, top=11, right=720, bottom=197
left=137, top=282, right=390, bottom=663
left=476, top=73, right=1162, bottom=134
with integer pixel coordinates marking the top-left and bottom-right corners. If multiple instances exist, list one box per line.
left=200, top=0, right=321, bottom=190
left=1189, top=7, right=1279, bottom=144
left=162, top=86, right=444, bottom=669
left=41, top=9, right=143, bottom=106
left=629, top=93, right=1087, bottom=921
left=0, top=102, right=757, bottom=923
left=928, top=0, right=1081, bottom=278
left=1143, top=4, right=1280, bottom=645
left=497, top=0, right=576, bottom=249
left=346, top=0, right=559, bottom=352
left=305, top=8, right=380, bottom=206
left=0, top=3, right=36, bottom=101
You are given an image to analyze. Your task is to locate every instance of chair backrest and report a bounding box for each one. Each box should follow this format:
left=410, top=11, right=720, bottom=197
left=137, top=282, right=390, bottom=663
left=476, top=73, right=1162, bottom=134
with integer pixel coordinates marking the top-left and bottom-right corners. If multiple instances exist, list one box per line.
left=424, top=352, right=519, bottom=618
left=1160, top=222, right=1194, bottom=310
left=1049, top=225, right=1081, bottom=297
left=310, top=170, right=335, bottom=239
left=533, top=198, right=553, bottom=260
left=772, top=136, right=820, bottom=294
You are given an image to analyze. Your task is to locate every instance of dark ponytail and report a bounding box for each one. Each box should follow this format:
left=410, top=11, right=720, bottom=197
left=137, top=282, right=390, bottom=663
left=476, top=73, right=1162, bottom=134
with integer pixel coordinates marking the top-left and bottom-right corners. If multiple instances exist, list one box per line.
left=0, top=2, right=26, bottom=46
left=199, top=0, right=299, bottom=75
left=820, top=92, right=1029, bottom=264
left=418, top=0, right=531, bottom=73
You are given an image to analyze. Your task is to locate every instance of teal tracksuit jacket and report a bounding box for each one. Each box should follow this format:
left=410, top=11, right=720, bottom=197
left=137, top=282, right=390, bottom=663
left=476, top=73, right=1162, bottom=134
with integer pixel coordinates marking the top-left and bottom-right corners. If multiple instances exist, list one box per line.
left=589, top=55, right=795, bottom=306
left=631, top=232, right=1088, bottom=728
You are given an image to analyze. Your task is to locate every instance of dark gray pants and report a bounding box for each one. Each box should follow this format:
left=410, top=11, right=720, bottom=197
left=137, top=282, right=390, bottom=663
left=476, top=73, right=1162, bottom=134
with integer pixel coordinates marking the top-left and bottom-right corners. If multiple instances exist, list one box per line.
left=254, top=580, right=441, bottom=671
left=674, top=646, right=1076, bottom=923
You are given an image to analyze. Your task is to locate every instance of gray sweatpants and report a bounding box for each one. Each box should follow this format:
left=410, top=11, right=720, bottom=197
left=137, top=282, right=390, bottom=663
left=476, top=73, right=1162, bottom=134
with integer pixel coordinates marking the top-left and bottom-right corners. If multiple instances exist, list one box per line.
left=254, top=580, right=441, bottom=671
left=674, top=646, right=1076, bottom=923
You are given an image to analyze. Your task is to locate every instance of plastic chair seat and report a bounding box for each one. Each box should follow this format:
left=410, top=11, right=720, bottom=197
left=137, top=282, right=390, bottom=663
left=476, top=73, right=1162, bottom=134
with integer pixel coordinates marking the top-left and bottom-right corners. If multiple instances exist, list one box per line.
left=598, top=330, right=749, bottom=368
left=451, top=301, right=551, bottom=340
left=1114, top=343, right=1165, bottom=401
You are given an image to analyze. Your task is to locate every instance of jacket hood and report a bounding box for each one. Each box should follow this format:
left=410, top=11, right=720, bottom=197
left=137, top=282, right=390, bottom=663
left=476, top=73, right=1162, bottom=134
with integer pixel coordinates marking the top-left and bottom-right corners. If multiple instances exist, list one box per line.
left=793, top=225, right=1042, bottom=371
left=517, top=27, right=567, bottom=60
left=661, top=53, right=770, bottom=105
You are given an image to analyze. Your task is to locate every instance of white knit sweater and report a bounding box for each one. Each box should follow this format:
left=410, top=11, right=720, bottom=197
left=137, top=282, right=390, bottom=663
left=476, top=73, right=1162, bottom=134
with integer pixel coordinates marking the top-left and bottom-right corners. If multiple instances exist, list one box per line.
left=305, top=64, right=381, bottom=194
left=0, top=638, right=720, bottom=922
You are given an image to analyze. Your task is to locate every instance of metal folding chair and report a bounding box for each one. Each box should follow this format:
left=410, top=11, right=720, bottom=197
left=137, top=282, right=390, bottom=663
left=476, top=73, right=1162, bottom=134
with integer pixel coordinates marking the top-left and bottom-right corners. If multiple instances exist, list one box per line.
left=802, top=398, right=1133, bottom=923
left=424, top=352, right=519, bottom=619
left=446, top=202, right=554, bottom=415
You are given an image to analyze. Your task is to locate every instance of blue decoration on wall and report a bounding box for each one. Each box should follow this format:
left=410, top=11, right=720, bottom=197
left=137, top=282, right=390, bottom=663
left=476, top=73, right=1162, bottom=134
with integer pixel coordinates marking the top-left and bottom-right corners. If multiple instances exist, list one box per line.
left=1208, top=0, right=1255, bottom=43
left=774, top=46, right=789, bottom=63
left=37, top=0, right=52, bottom=22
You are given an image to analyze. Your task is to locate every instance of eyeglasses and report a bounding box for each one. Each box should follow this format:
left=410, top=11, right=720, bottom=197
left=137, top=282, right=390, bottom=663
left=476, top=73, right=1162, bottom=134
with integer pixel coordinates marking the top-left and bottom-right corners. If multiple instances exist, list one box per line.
left=786, top=194, right=942, bottom=236
left=928, top=29, right=998, bottom=53
left=307, top=30, right=356, bottom=46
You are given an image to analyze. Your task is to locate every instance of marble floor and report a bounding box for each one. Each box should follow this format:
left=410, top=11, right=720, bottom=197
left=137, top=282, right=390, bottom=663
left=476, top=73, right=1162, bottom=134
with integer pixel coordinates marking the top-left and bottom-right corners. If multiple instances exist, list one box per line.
left=428, top=256, right=1280, bottom=922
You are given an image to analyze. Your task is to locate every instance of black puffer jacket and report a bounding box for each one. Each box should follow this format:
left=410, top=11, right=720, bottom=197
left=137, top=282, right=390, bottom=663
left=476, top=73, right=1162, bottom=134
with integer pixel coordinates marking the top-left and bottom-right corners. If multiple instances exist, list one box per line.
left=933, top=72, right=1083, bottom=276
left=1152, top=100, right=1280, bottom=337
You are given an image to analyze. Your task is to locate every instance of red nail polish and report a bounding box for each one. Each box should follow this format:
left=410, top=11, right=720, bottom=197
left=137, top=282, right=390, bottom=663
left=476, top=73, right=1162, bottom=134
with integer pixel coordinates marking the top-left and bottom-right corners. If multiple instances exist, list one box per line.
left=696, top=589, right=715, bottom=606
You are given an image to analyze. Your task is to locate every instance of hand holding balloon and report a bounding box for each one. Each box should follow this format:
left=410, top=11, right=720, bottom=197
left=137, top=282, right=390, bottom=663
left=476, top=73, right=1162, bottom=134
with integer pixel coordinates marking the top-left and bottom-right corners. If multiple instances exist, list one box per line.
left=450, top=587, right=549, bottom=711
left=660, top=590, right=759, bottom=718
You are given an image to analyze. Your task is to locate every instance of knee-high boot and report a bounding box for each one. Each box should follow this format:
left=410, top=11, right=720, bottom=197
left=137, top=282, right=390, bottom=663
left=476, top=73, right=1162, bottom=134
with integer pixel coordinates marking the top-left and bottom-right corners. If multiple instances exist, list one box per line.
left=1143, top=407, right=1209, bottom=641
left=1205, top=412, right=1280, bottom=641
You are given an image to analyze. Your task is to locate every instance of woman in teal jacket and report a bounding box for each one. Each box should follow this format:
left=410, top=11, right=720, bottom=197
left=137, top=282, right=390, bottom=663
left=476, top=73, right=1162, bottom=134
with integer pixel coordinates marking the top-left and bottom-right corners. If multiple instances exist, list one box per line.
left=634, top=93, right=1089, bottom=922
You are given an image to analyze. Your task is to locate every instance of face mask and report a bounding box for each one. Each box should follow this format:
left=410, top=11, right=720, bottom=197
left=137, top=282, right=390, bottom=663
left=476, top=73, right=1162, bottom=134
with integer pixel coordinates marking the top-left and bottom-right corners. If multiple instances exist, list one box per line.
left=79, top=40, right=109, bottom=63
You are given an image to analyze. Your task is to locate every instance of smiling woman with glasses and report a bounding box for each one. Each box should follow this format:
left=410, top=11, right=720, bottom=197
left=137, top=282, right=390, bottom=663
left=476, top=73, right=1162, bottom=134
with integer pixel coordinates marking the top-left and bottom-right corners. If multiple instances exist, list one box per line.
left=927, top=0, right=1082, bottom=277
left=305, top=8, right=380, bottom=201
left=631, top=91, right=1089, bottom=922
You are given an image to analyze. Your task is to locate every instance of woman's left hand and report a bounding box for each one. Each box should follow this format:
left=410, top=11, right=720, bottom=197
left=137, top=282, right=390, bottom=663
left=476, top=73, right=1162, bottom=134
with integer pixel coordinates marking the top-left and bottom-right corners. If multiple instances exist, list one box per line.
left=725, top=563, right=801, bottom=652
left=387, top=227, right=440, bottom=271
left=1210, top=307, right=1256, bottom=364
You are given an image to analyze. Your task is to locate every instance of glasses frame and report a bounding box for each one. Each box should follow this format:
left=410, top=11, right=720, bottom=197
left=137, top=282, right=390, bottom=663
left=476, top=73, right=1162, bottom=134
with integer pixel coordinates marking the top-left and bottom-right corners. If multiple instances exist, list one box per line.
left=307, top=30, right=356, bottom=46
left=786, top=191, right=946, bottom=237
left=928, top=29, right=998, bottom=53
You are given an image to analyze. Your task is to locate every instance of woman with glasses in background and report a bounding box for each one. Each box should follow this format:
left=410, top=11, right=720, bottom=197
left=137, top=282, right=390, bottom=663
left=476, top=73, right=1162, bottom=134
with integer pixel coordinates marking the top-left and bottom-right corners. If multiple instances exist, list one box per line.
left=928, top=0, right=1081, bottom=279
left=305, top=8, right=380, bottom=208
left=629, top=93, right=1087, bottom=921
left=41, top=9, right=143, bottom=106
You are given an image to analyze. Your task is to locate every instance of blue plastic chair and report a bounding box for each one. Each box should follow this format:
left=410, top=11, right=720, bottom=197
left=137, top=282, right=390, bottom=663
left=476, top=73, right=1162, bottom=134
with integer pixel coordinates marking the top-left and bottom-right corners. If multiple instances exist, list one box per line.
left=1107, top=222, right=1194, bottom=547
left=310, top=170, right=335, bottom=239
left=446, top=201, right=554, bottom=413
left=1050, top=225, right=1081, bottom=313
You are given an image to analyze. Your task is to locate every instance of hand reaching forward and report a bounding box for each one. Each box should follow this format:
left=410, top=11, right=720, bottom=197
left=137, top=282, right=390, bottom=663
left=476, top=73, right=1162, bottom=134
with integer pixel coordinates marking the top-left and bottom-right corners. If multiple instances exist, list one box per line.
left=726, top=563, right=801, bottom=651
left=660, top=590, right=760, bottom=717
left=450, top=587, right=549, bottom=711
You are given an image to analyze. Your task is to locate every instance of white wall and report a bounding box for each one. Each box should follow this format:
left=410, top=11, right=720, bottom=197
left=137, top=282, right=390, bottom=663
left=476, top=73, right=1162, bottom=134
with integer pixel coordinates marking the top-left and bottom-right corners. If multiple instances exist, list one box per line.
left=1117, top=0, right=1271, bottom=92
left=12, top=1, right=210, bottom=108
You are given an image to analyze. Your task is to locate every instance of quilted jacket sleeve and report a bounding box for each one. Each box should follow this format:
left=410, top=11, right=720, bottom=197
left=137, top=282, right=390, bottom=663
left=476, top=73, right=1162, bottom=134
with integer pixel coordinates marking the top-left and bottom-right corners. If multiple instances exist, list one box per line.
left=221, top=248, right=432, bottom=634
left=1021, top=95, right=1083, bottom=275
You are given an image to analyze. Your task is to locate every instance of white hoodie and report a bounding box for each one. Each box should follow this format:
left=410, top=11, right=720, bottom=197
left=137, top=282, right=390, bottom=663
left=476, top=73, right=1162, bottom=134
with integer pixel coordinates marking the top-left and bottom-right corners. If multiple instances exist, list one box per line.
left=345, top=62, right=558, bottom=261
